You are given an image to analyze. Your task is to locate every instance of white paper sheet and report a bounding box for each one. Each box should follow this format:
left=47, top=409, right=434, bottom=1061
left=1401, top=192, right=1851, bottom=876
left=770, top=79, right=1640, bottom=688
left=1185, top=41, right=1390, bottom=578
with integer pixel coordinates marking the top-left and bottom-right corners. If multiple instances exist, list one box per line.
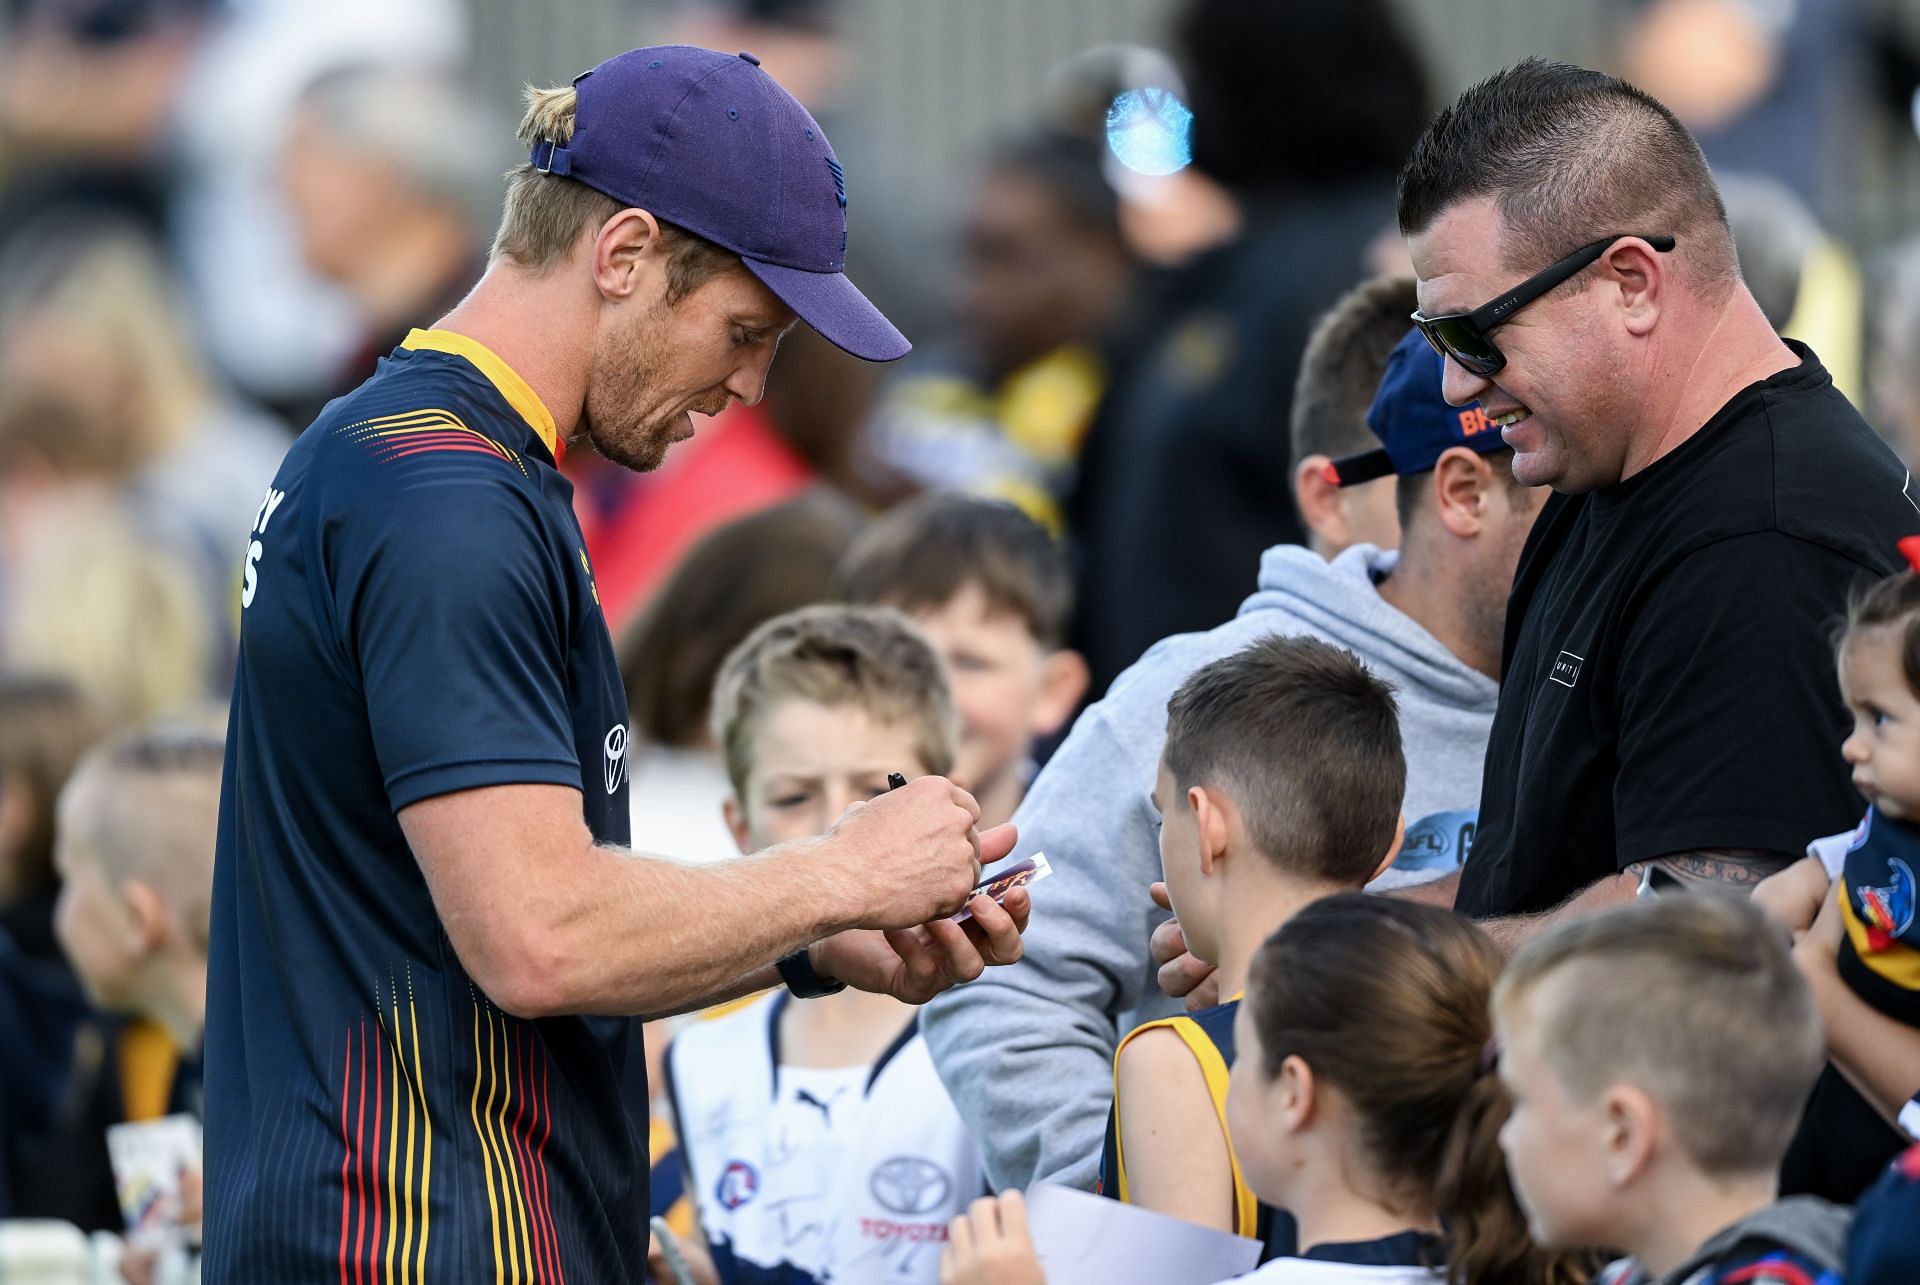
left=1025, top=1183, right=1262, bottom=1285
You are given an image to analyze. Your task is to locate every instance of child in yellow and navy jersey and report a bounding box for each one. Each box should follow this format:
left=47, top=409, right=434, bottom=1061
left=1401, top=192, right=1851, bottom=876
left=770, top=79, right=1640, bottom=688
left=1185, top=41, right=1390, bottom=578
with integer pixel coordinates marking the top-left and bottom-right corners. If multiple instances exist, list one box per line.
left=1098, top=635, right=1404, bottom=1262
left=1756, top=539, right=1920, bottom=1201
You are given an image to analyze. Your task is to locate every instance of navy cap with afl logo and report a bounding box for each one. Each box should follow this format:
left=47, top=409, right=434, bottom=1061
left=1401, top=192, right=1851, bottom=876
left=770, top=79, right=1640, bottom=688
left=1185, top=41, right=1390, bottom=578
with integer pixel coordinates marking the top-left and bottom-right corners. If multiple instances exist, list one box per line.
left=1324, top=329, right=1506, bottom=486
left=527, top=45, right=909, bottom=362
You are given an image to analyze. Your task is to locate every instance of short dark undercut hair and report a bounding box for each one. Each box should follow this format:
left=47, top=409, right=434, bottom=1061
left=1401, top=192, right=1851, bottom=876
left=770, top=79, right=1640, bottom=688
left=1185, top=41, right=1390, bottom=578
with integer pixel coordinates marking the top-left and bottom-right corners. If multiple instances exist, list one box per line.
left=1397, top=58, right=1737, bottom=294
left=1290, top=276, right=1419, bottom=472
left=1163, top=635, right=1405, bottom=884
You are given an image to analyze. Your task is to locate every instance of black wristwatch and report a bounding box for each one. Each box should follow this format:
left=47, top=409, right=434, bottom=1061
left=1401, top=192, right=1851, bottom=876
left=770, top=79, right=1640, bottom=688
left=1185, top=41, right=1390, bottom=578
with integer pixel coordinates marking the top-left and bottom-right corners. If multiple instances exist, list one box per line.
left=776, top=947, right=847, bottom=998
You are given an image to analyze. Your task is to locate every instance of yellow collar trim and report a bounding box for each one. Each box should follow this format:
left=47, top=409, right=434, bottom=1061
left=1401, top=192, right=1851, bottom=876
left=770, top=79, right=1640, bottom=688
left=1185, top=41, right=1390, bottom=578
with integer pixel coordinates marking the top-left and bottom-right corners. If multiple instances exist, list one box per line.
left=402, top=328, right=560, bottom=460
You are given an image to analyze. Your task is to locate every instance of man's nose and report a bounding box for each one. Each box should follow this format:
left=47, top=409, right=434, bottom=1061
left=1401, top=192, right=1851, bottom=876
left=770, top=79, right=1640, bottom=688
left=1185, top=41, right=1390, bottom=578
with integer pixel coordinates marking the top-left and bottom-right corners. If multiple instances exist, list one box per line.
left=1441, top=357, right=1494, bottom=408
left=725, top=347, right=778, bottom=407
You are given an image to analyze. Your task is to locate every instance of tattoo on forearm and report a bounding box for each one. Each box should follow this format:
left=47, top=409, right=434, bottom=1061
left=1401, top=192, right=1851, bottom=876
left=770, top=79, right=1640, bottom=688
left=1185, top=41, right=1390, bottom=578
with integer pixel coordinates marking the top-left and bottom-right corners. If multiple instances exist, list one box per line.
left=1626, top=848, right=1796, bottom=889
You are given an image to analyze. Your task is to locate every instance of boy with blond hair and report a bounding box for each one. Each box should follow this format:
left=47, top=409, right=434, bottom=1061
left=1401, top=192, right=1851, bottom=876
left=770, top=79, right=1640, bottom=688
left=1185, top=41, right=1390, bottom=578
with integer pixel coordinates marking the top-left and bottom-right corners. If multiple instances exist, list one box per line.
left=1492, top=896, right=1846, bottom=1285
left=667, top=605, right=1008, bottom=1285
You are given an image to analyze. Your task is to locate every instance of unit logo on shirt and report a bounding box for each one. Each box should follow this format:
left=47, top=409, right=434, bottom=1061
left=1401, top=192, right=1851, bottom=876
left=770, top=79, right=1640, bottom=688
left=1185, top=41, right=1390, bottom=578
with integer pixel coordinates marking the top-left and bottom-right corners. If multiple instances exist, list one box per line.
left=717, top=1160, right=759, bottom=1210
left=1548, top=650, right=1583, bottom=689
left=869, top=1156, right=952, bottom=1216
left=604, top=723, right=629, bottom=795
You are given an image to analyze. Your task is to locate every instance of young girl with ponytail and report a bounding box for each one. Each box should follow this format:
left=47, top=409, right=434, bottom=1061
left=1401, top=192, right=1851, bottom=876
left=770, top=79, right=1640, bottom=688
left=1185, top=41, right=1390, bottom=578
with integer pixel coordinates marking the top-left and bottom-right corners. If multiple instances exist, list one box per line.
left=939, top=895, right=1589, bottom=1285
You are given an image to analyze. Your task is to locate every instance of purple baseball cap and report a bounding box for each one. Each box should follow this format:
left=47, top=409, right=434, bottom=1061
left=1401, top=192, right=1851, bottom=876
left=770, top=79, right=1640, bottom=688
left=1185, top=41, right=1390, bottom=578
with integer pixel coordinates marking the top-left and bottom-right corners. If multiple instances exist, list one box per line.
left=528, top=45, right=909, bottom=362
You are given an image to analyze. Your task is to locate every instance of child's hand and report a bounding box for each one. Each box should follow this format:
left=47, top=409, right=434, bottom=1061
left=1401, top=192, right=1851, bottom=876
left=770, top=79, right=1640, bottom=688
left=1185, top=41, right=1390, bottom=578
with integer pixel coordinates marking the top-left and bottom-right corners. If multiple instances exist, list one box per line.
left=1753, top=856, right=1831, bottom=940
left=1149, top=882, right=1220, bottom=1012
left=940, top=1190, right=1046, bottom=1285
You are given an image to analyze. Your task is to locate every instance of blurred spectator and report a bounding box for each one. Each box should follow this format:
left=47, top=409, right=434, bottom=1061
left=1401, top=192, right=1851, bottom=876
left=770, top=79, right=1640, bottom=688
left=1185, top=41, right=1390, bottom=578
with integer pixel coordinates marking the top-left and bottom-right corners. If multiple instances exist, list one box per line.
left=619, top=489, right=868, bottom=866
left=865, top=131, right=1137, bottom=530
left=167, top=0, right=467, bottom=411
left=0, top=0, right=207, bottom=227
left=1614, top=0, right=1867, bottom=227
left=0, top=213, right=288, bottom=682
left=1066, top=0, right=1431, bottom=694
left=0, top=676, right=114, bottom=968
left=1, top=486, right=213, bottom=722
left=1288, top=276, right=1416, bottom=560
left=1718, top=170, right=1864, bottom=399
left=30, top=712, right=224, bottom=1262
left=1868, top=238, right=1920, bottom=466
left=0, top=674, right=115, bottom=1228
left=280, top=65, right=493, bottom=396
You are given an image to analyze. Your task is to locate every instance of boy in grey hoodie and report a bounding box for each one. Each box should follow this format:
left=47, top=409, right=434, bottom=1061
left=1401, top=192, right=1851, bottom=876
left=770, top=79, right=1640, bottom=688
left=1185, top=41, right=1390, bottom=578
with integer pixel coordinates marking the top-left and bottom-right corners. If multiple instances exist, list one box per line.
left=1496, top=897, right=1847, bottom=1285
left=922, top=331, right=1545, bottom=1191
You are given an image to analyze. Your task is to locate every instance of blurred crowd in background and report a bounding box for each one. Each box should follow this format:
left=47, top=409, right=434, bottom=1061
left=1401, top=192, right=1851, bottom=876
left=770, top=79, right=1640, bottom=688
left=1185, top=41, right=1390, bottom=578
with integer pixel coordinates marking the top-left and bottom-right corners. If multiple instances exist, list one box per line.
left=15, top=0, right=1920, bottom=1265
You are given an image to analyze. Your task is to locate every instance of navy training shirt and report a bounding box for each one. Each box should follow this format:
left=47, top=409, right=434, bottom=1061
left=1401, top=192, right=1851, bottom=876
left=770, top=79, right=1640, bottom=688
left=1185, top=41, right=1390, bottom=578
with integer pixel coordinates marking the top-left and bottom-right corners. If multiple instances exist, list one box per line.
left=203, top=330, right=642, bottom=1282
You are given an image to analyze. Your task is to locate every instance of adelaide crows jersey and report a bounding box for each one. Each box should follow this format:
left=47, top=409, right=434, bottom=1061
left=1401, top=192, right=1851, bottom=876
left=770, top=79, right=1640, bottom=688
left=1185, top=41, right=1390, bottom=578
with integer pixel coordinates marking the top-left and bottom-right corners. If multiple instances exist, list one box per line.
left=203, top=330, right=641, bottom=1282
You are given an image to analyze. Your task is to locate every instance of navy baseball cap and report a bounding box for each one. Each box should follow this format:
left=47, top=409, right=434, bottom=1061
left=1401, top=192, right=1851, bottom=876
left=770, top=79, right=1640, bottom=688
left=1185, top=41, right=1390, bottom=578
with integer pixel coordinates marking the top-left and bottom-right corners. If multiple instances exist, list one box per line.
left=1324, top=329, right=1504, bottom=486
left=527, top=45, right=908, bottom=362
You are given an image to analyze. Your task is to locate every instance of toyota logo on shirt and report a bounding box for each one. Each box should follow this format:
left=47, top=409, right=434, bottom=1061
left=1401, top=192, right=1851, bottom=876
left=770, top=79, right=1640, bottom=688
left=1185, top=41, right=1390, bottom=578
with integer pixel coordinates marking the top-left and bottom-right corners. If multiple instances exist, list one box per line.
left=869, top=1156, right=952, bottom=1216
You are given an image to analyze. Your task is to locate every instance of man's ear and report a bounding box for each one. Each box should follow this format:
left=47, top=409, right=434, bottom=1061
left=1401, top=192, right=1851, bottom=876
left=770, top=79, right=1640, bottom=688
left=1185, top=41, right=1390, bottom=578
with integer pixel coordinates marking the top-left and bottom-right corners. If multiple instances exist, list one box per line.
left=1029, top=649, right=1090, bottom=738
left=1431, top=446, right=1493, bottom=539
left=1189, top=784, right=1235, bottom=878
left=592, top=207, right=666, bottom=303
left=1602, top=1083, right=1661, bottom=1189
left=1604, top=237, right=1665, bottom=338
left=1293, top=454, right=1349, bottom=557
left=722, top=795, right=755, bottom=856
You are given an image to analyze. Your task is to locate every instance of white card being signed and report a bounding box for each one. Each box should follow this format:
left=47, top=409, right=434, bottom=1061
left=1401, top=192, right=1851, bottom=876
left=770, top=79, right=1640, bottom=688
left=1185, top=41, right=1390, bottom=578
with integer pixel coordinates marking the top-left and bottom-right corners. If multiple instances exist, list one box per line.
left=1024, top=1184, right=1261, bottom=1285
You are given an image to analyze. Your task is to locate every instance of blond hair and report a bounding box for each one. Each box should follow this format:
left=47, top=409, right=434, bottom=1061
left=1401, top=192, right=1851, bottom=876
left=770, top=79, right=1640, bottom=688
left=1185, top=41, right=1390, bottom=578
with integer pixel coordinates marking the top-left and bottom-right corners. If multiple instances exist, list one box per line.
left=1494, top=895, right=1824, bottom=1176
left=710, top=605, right=956, bottom=797
left=4, top=488, right=212, bottom=721
left=58, top=708, right=227, bottom=953
left=491, top=83, right=739, bottom=301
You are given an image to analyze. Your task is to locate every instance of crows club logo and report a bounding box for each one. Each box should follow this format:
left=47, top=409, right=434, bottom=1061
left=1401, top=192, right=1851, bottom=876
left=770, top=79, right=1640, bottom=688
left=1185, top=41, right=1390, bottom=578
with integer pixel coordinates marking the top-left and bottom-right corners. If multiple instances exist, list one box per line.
left=1859, top=857, right=1916, bottom=952
left=716, top=1160, right=759, bottom=1210
left=604, top=723, right=629, bottom=795
left=869, top=1156, right=952, bottom=1216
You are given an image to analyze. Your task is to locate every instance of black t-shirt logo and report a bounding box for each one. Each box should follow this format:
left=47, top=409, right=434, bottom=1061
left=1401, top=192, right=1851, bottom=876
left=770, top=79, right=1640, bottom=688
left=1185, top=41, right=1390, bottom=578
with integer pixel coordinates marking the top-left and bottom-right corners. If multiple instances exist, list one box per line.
left=1549, top=651, right=1583, bottom=688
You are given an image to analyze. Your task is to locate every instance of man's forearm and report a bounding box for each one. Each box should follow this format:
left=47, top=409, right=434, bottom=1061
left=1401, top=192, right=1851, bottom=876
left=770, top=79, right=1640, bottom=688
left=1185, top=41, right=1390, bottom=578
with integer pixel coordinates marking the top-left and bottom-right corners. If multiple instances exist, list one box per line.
left=530, top=840, right=850, bottom=1017
left=1468, top=848, right=1796, bottom=954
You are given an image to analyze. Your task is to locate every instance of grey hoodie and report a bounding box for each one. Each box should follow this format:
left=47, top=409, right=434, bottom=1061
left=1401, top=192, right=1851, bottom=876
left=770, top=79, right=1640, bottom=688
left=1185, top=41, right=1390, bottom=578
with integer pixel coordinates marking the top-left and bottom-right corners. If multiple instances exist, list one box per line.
left=920, top=542, right=1499, bottom=1192
left=1596, top=1196, right=1850, bottom=1285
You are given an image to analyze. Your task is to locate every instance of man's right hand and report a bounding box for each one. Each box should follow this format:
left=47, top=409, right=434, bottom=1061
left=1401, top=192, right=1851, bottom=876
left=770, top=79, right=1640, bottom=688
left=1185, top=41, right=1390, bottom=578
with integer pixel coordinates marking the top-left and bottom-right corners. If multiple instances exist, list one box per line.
left=1148, top=881, right=1220, bottom=1012
left=824, top=775, right=1015, bottom=930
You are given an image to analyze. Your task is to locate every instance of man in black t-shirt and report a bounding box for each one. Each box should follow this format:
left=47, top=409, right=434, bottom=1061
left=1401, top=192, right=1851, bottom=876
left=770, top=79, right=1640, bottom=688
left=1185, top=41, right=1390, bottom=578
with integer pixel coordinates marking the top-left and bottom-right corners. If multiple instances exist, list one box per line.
left=1391, top=59, right=1918, bottom=943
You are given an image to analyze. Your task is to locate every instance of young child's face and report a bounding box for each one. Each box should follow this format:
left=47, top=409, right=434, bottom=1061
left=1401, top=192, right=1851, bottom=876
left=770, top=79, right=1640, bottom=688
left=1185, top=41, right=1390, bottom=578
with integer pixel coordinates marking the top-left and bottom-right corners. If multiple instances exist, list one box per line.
left=1493, top=982, right=1623, bottom=1252
left=52, top=829, right=140, bottom=1009
left=903, top=583, right=1052, bottom=797
left=1839, top=623, right=1920, bottom=819
left=732, top=698, right=934, bottom=850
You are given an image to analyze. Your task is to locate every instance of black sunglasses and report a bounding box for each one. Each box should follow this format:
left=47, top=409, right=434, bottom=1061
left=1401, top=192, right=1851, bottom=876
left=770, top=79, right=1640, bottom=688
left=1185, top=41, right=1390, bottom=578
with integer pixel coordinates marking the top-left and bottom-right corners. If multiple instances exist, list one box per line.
left=1411, top=233, right=1677, bottom=377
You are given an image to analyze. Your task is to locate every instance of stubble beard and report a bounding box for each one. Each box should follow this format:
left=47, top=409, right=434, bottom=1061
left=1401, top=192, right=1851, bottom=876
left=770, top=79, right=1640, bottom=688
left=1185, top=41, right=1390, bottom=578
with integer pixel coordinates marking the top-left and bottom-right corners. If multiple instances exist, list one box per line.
left=579, top=301, right=730, bottom=474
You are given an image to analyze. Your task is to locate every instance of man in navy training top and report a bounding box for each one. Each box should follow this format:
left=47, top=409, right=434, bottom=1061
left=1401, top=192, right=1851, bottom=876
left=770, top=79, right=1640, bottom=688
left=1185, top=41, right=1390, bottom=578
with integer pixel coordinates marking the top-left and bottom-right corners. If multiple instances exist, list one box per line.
left=201, top=46, right=1028, bottom=1284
